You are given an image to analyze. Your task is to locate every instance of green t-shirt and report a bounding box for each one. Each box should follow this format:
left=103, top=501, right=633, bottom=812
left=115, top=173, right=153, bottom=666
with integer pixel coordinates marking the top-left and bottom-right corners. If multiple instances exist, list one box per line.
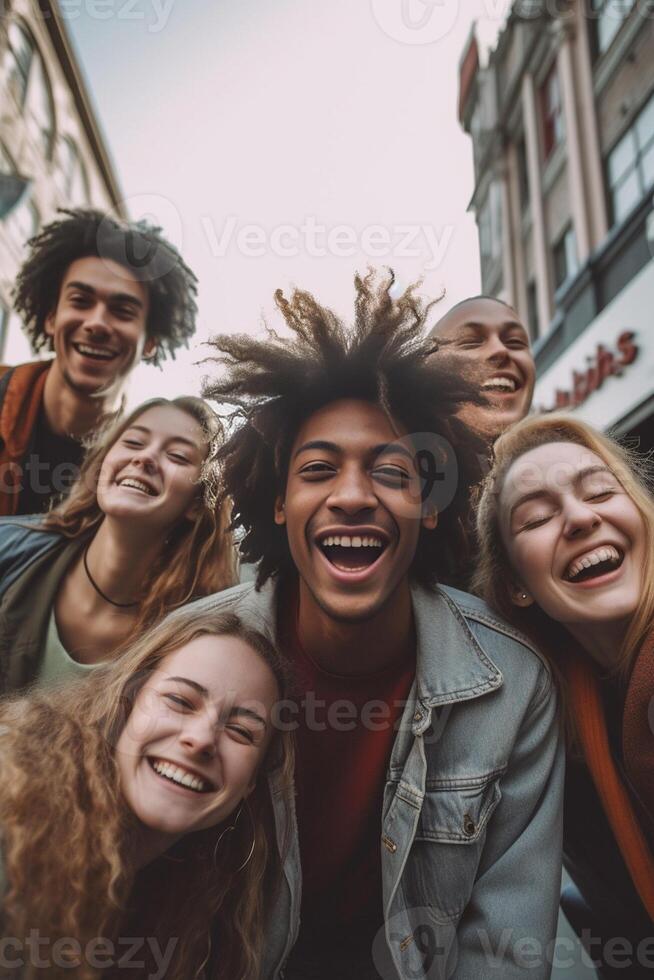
left=36, top=611, right=104, bottom=687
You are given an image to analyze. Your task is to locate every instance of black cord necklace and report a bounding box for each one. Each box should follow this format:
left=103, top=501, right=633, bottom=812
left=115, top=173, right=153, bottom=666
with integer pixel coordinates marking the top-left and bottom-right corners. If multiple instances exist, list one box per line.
left=83, top=545, right=140, bottom=609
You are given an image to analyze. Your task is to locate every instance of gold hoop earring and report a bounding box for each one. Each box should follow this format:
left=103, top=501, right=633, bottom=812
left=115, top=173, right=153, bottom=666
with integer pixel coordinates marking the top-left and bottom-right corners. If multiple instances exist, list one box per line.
left=212, top=800, right=256, bottom=873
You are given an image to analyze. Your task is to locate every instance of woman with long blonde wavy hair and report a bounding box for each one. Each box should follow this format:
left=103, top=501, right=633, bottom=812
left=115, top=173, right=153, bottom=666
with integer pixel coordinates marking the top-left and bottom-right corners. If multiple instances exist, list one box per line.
left=473, top=412, right=654, bottom=978
left=0, top=396, right=236, bottom=693
left=0, top=606, right=293, bottom=980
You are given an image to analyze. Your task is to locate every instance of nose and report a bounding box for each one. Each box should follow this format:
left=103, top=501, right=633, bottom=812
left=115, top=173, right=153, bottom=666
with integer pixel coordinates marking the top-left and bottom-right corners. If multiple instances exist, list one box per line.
left=563, top=498, right=601, bottom=539
left=131, top=443, right=158, bottom=474
left=327, top=463, right=378, bottom=516
left=82, top=302, right=112, bottom=338
left=485, top=334, right=512, bottom=364
left=178, top=711, right=217, bottom=758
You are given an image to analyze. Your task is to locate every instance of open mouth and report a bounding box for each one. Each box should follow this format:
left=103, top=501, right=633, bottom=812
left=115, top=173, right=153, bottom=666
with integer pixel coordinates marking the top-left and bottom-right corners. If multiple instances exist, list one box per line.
left=317, top=533, right=388, bottom=573
left=117, top=476, right=158, bottom=496
left=72, top=342, right=119, bottom=362
left=148, top=757, right=214, bottom=794
left=564, top=545, right=624, bottom=583
left=481, top=375, right=521, bottom=395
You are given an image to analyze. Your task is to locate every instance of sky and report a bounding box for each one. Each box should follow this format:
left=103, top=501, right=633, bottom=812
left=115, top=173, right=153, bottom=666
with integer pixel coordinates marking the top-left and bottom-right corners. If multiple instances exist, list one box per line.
left=59, top=0, right=511, bottom=406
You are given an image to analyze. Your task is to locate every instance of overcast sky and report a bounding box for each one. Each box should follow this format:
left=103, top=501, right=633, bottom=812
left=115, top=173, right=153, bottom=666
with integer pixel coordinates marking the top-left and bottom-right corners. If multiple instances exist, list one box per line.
left=61, top=0, right=510, bottom=405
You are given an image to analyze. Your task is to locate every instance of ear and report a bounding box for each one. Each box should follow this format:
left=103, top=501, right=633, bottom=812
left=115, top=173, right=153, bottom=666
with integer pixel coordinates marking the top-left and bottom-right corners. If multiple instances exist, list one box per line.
left=141, top=336, right=158, bottom=361
left=184, top=495, right=202, bottom=522
left=274, top=495, right=286, bottom=526
left=510, top=585, right=534, bottom=608
left=421, top=508, right=438, bottom=531
left=44, top=310, right=56, bottom=338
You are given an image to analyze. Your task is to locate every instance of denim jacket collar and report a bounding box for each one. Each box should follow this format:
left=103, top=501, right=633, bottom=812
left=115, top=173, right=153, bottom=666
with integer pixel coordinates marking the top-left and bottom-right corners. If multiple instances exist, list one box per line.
left=232, top=576, right=504, bottom=718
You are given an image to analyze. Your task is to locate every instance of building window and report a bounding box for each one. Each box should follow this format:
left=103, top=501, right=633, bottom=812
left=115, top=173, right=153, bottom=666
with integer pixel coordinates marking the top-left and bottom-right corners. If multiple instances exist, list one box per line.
left=56, top=138, right=89, bottom=204
left=478, top=182, right=503, bottom=265
left=526, top=280, right=539, bottom=339
left=5, top=21, right=55, bottom=158
left=606, top=93, right=654, bottom=226
left=553, top=225, right=578, bottom=289
left=517, top=137, right=530, bottom=211
left=5, top=194, right=40, bottom=250
left=5, top=21, right=33, bottom=106
left=540, top=65, right=565, bottom=161
left=591, top=0, right=635, bottom=56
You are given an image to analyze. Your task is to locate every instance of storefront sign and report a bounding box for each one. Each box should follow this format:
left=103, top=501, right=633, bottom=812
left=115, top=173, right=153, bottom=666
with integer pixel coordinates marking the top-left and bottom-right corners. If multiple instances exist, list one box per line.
left=546, top=331, right=638, bottom=411
left=533, top=260, right=654, bottom=430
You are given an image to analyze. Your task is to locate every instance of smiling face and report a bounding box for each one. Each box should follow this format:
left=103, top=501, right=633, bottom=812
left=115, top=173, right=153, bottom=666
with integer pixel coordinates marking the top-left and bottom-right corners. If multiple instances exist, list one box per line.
left=275, top=398, right=436, bottom=624
left=115, top=633, right=279, bottom=843
left=434, top=298, right=535, bottom=438
left=499, top=441, right=647, bottom=655
left=45, top=256, right=153, bottom=398
left=97, top=404, right=208, bottom=532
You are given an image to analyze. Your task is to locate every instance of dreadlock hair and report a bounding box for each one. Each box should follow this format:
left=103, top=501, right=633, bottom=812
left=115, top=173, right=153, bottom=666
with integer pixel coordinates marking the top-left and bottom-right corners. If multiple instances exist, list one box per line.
left=203, top=269, right=487, bottom=589
left=13, top=208, right=198, bottom=366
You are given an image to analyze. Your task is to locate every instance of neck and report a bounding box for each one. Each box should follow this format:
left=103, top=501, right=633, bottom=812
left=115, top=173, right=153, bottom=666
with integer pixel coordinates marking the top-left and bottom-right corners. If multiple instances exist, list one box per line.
left=296, top=579, right=415, bottom=675
left=127, top=823, right=182, bottom=871
left=83, top=518, right=165, bottom=608
left=43, top=360, right=120, bottom=438
left=566, top=620, right=629, bottom=671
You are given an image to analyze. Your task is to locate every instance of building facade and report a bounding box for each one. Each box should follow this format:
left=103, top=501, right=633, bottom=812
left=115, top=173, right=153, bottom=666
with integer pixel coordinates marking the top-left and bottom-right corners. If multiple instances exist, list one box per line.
left=459, top=0, right=654, bottom=449
left=0, top=0, right=124, bottom=362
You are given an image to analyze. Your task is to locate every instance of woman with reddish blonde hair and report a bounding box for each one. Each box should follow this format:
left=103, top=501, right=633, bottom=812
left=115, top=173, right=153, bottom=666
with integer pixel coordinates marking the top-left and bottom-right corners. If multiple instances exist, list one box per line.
left=474, top=413, right=654, bottom=977
left=0, top=396, right=236, bottom=693
left=0, top=607, right=292, bottom=980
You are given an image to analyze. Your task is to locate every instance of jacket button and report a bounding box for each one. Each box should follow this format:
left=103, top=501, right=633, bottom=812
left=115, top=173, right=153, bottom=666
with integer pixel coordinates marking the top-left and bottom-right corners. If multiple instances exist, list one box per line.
left=463, top=813, right=476, bottom=837
left=413, top=711, right=422, bottom=722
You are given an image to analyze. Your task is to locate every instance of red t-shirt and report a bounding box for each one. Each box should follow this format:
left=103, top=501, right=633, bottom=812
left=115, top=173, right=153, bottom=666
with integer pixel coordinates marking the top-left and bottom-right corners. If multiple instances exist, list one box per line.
left=278, top=588, right=415, bottom=949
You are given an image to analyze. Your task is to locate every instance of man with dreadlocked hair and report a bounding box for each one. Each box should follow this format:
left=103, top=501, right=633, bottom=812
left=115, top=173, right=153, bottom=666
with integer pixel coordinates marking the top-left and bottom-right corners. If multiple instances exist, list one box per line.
left=183, top=271, right=563, bottom=980
left=1, top=208, right=197, bottom=515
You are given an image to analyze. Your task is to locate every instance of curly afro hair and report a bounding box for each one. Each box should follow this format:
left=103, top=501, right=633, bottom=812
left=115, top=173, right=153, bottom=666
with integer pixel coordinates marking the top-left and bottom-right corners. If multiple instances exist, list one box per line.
left=203, top=269, right=488, bottom=589
left=12, top=208, right=198, bottom=366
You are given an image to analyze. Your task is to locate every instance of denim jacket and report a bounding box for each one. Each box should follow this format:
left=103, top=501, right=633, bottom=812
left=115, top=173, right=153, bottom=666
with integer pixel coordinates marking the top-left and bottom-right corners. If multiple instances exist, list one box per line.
left=184, top=579, right=564, bottom=980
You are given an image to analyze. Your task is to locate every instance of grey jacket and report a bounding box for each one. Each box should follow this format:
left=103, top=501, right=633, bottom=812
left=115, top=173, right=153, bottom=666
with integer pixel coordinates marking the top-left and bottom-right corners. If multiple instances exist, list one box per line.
left=178, top=580, right=564, bottom=980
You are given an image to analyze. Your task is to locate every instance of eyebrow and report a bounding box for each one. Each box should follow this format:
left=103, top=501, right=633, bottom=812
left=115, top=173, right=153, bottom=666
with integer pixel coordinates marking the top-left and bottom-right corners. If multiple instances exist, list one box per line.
left=65, top=281, right=144, bottom=308
left=293, top=439, right=413, bottom=461
left=167, top=676, right=209, bottom=695
left=166, top=677, right=267, bottom=728
left=509, top=465, right=615, bottom=519
left=125, top=425, right=199, bottom=450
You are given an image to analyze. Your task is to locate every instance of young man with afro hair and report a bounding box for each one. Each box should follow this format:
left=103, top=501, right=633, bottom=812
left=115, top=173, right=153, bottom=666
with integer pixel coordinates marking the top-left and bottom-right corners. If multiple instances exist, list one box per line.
left=1, top=208, right=197, bottom=515
left=179, top=271, right=564, bottom=980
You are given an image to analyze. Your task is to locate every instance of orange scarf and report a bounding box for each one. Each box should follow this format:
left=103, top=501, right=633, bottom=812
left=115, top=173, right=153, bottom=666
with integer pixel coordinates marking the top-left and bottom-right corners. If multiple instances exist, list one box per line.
left=565, top=653, right=654, bottom=920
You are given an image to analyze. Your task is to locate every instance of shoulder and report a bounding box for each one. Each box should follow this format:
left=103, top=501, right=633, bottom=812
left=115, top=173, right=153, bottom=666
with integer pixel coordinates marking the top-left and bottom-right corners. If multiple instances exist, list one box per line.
left=0, top=518, right=64, bottom=595
left=168, top=580, right=277, bottom=640
left=438, top=585, right=554, bottom=695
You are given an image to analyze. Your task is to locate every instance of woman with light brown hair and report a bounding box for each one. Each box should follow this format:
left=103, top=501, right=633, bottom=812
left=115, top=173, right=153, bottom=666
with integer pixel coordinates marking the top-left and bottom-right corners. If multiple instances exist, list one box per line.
left=0, top=606, right=292, bottom=980
left=474, top=413, right=654, bottom=977
left=0, top=396, right=236, bottom=693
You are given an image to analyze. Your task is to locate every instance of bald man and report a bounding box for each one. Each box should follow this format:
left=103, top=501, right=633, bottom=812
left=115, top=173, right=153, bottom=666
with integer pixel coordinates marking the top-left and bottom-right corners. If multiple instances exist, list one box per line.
left=431, top=296, right=536, bottom=440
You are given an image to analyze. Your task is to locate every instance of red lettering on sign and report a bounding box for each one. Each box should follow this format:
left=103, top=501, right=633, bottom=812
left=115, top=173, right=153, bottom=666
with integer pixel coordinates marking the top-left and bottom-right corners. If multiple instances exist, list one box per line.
left=540, top=331, right=639, bottom=413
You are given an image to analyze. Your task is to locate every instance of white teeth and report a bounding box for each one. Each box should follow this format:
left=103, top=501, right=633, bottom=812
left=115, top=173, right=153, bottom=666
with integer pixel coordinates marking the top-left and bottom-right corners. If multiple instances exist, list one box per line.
left=152, top=759, right=208, bottom=792
left=566, top=546, right=621, bottom=580
left=482, top=376, right=517, bottom=392
left=320, top=534, right=384, bottom=549
left=118, top=478, right=153, bottom=495
left=75, top=343, right=116, bottom=360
